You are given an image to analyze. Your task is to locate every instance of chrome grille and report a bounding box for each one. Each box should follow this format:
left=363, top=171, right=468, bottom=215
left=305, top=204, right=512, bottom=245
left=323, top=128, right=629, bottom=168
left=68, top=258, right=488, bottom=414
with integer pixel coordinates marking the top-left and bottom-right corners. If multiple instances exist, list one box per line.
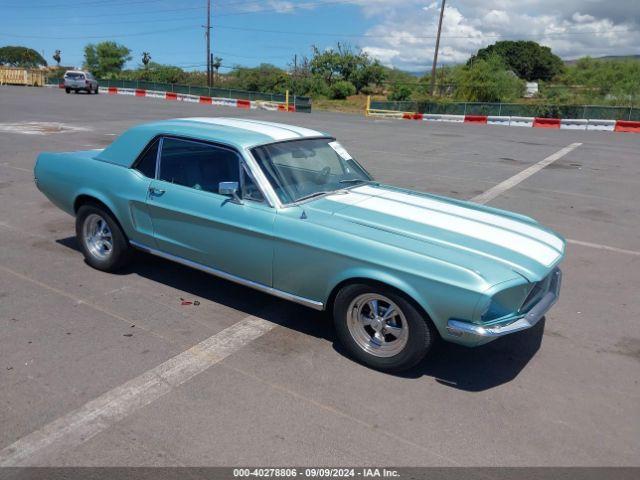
left=520, top=273, right=552, bottom=312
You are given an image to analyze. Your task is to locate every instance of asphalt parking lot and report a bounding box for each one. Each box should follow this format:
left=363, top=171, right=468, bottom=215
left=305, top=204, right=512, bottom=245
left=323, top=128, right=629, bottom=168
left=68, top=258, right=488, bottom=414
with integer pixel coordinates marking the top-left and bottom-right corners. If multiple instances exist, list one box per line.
left=0, top=85, right=639, bottom=467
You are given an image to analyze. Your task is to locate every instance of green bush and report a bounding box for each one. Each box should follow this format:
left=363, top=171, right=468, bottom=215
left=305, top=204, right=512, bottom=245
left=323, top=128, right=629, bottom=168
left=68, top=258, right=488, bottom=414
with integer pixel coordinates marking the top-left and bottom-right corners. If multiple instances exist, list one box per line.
left=330, top=80, right=356, bottom=99
left=387, top=83, right=413, bottom=101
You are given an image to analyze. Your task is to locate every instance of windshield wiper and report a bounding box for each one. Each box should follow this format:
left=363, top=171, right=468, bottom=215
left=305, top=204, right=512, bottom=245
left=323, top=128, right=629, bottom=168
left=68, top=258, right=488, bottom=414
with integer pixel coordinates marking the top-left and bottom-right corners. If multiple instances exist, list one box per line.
left=338, top=179, right=368, bottom=185
left=295, top=191, right=334, bottom=203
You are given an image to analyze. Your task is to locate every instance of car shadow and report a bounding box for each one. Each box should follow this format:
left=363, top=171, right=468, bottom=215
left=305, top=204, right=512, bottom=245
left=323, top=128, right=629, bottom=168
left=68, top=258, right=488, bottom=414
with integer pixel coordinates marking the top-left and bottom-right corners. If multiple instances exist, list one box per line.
left=56, top=236, right=544, bottom=392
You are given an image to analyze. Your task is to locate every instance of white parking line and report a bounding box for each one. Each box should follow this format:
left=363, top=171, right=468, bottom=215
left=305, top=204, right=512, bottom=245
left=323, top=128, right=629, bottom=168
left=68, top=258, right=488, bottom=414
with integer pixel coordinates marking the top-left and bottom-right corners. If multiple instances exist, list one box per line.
left=469, top=142, right=640, bottom=257
left=0, top=162, right=31, bottom=173
left=470, top=142, right=582, bottom=204
left=567, top=239, right=640, bottom=257
left=0, top=314, right=276, bottom=466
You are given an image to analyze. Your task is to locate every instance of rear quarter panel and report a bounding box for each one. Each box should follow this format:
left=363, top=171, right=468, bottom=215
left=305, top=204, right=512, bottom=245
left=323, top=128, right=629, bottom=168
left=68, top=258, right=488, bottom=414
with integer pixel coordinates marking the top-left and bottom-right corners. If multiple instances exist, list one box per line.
left=34, top=151, right=155, bottom=245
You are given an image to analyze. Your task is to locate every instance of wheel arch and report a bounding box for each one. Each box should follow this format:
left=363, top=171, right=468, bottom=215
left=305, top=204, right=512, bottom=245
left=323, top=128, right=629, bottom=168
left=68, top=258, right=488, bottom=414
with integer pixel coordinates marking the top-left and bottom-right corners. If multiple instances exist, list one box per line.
left=324, top=272, right=440, bottom=337
left=73, top=193, right=129, bottom=240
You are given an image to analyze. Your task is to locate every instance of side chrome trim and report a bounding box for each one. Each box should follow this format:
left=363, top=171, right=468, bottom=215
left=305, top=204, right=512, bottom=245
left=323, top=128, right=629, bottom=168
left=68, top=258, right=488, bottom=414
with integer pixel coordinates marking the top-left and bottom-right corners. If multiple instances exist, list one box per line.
left=129, top=240, right=324, bottom=311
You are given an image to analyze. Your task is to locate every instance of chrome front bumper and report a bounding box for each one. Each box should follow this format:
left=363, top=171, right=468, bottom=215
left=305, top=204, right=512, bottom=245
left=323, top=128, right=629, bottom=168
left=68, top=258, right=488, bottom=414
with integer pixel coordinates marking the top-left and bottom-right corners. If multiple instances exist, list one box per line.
left=447, top=268, right=562, bottom=340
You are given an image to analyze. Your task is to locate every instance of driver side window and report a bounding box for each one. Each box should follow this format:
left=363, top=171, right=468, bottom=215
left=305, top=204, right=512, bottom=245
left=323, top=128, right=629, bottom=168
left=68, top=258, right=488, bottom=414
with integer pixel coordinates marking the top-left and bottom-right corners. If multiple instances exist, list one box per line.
left=158, top=137, right=240, bottom=194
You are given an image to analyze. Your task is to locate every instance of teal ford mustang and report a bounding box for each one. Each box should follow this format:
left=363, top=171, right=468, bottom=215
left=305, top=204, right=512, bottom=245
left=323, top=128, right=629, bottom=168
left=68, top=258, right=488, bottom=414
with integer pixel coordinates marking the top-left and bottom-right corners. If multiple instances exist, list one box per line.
left=34, top=117, right=564, bottom=371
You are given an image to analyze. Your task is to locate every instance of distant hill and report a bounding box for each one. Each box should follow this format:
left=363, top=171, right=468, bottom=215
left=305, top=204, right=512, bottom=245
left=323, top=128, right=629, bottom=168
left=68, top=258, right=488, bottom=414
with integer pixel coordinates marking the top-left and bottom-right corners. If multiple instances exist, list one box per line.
left=564, top=55, right=640, bottom=65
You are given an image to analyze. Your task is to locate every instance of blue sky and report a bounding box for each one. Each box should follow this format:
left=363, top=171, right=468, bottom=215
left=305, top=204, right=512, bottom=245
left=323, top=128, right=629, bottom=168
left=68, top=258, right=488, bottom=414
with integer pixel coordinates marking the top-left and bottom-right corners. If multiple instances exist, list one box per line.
left=2, top=0, right=639, bottom=72
left=1, top=0, right=378, bottom=72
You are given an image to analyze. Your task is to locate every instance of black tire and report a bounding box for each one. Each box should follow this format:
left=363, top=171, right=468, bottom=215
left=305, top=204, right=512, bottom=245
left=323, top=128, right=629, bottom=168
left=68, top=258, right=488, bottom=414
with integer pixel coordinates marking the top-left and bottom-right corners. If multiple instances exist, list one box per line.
left=95, top=86, right=99, bottom=94
left=75, top=204, right=132, bottom=272
left=65, top=87, right=70, bottom=94
left=333, top=283, right=435, bottom=372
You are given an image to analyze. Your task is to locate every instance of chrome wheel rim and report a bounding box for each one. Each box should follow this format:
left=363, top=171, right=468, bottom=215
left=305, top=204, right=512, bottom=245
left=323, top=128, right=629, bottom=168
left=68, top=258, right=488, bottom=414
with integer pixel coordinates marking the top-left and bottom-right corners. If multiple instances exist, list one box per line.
left=83, top=213, right=113, bottom=261
left=347, top=293, right=409, bottom=358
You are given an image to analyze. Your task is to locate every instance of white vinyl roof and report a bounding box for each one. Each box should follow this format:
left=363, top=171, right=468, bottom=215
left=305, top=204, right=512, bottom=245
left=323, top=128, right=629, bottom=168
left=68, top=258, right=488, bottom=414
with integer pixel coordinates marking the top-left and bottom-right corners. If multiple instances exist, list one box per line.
left=178, top=117, right=327, bottom=142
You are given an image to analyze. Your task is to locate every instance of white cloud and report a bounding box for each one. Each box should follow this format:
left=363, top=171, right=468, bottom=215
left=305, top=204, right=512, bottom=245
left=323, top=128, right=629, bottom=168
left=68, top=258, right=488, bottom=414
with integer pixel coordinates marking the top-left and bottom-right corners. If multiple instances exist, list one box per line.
left=342, top=0, right=640, bottom=70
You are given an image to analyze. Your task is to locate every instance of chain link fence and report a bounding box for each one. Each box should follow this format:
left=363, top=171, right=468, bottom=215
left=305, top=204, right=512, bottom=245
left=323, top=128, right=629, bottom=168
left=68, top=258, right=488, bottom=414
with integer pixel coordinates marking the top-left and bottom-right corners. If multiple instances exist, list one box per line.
left=47, top=77, right=312, bottom=113
left=370, top=100, right=638, bottom=121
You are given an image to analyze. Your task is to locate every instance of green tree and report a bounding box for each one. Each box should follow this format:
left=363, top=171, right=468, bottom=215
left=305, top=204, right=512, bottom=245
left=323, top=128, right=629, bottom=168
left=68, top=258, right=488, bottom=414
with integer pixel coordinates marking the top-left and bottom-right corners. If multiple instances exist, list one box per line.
left=309, top=43, right=386, bottom=93
left=453, top=54, right=525, bottom=102
left=469, top=41, right=563, bottom=81
left=0, top=45, right=47, bottom=68
left=83, top=41, right=131, bottom=78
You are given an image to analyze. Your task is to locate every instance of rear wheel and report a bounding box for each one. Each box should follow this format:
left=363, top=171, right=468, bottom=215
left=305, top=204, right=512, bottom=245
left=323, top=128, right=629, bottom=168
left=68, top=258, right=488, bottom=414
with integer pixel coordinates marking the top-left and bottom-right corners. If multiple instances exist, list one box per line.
left=333, top=283, right=435, bottom=372
left=65, top=87, right=70, bottom=94
left=76, top=204, right=132, bottom=272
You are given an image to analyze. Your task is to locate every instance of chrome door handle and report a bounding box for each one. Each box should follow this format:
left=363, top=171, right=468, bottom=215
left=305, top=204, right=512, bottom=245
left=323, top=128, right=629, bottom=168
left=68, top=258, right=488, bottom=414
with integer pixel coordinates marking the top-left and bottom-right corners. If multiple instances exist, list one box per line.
left=149, top=187, right=165, bottom=196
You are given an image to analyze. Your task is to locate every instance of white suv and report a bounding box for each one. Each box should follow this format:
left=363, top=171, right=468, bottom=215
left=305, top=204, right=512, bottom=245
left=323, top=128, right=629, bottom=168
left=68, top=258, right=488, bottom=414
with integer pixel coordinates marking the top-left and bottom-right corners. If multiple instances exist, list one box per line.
left=63, top=71, right=99, bottom=94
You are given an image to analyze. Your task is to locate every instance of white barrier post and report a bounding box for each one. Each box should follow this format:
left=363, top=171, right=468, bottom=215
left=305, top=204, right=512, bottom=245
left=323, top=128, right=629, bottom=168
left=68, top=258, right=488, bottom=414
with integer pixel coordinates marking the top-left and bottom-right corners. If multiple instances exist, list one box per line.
left=586, top=119, right=616, bottom=131
left=509, top=116, right=534, bottom=127
left=560, top=119, right=588, bottom=130
left=487, top=116, right=510, bottom=126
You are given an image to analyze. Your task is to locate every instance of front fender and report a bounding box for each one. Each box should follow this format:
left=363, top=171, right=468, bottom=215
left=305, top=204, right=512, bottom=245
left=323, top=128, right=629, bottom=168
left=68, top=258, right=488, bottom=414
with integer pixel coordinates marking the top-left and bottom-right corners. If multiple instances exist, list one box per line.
left=324, top=266, right=483, bottom=340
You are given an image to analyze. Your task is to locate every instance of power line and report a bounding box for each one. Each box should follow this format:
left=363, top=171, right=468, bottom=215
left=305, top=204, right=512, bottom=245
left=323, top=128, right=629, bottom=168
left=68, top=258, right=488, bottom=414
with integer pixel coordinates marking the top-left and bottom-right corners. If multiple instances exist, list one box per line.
left=5, top=5, right=205, bottom=21
left=1, top=0, right=278, bottom=9
left=5, top=0, right=355, bottom=21
left=0, top=25, right=198, bottom=40
left=2, top=21, right=632, bottom=41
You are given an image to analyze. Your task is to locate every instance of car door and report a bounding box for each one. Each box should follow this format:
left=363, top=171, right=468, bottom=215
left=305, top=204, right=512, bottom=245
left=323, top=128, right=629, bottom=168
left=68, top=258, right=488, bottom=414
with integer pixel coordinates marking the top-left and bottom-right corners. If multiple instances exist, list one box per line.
left=145, top=136, right=275, bottom=286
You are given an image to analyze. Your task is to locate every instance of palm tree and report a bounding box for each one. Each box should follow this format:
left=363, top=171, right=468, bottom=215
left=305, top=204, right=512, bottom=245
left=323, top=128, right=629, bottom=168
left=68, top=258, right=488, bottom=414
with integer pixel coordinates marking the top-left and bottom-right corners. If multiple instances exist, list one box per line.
left=211, top=56, right=222, bottom=82
left=53, top=50, right=61, bottom=66
left=142, top=52, right=151, bottom=68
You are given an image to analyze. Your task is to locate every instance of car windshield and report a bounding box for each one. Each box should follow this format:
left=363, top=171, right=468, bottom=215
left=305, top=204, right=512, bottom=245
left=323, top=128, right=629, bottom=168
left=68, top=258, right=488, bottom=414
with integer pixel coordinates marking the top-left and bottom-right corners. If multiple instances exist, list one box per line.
left=65, top=73, right=84, bottom=79
left=251, top=138, right=372, bottom=204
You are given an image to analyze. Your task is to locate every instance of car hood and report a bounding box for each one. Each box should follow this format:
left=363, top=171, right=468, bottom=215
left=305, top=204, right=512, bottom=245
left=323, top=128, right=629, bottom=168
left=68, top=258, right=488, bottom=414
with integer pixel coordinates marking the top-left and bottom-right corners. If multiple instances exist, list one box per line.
left=306, top=184, right=565, bottom=283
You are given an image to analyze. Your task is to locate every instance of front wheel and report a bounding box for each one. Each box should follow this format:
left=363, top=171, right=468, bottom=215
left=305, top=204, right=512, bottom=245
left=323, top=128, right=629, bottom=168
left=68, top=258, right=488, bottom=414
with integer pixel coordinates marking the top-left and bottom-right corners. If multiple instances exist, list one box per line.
left=333, top=284, right=436, bottom=372
left=76, top=204, right=132, bottom=272
left=65, top=87, right=70, bottom=93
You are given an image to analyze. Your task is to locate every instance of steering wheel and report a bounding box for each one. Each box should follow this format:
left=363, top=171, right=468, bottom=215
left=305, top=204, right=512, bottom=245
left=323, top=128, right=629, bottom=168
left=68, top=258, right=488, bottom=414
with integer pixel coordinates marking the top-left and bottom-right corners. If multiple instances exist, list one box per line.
left=314, top=166, right=331, bottom=185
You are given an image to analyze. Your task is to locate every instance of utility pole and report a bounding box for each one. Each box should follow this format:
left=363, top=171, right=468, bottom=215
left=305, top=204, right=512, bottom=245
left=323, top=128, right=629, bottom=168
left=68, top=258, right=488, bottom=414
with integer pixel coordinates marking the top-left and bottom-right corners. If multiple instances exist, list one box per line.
left=205, top=0, right=211, bottom=87
left=429, top=0, right=446, bottom=96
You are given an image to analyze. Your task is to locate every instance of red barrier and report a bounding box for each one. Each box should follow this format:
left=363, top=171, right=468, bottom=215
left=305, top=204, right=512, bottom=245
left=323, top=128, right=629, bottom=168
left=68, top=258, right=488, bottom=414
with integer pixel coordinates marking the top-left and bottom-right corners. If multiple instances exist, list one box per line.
left=58, top=82, right=64, bottom=89
left=288, top=105, right=296, bottom=112
left=464, top=115, right=488, bottom=124
left=135, top=89, right=146, bottom=97
left=108, top=87, right=118, bottom=95
left=614, top=120, right=640, bottom=133
left=165, top=92, right=177, bottom=101
left=236, top=99, right=251, bottom=109
left=402, top=112, right=423, bottom=120
left=199, top=96, right=212, bottom=104
left=533, top=117, right=561, bottom=128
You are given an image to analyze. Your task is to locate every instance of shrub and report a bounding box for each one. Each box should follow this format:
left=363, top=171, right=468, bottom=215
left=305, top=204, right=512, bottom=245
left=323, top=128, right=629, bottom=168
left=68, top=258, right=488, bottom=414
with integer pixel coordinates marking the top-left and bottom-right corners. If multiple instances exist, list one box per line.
left=330, top=80, right=356, bottom=99
left=387, top=83, right=413, bottom=101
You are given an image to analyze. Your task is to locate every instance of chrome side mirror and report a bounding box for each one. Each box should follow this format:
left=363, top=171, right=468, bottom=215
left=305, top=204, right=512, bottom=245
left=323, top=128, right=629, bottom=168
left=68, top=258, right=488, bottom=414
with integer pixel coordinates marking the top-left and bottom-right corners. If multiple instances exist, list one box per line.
left=218, top=181, right=242, bottom=204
